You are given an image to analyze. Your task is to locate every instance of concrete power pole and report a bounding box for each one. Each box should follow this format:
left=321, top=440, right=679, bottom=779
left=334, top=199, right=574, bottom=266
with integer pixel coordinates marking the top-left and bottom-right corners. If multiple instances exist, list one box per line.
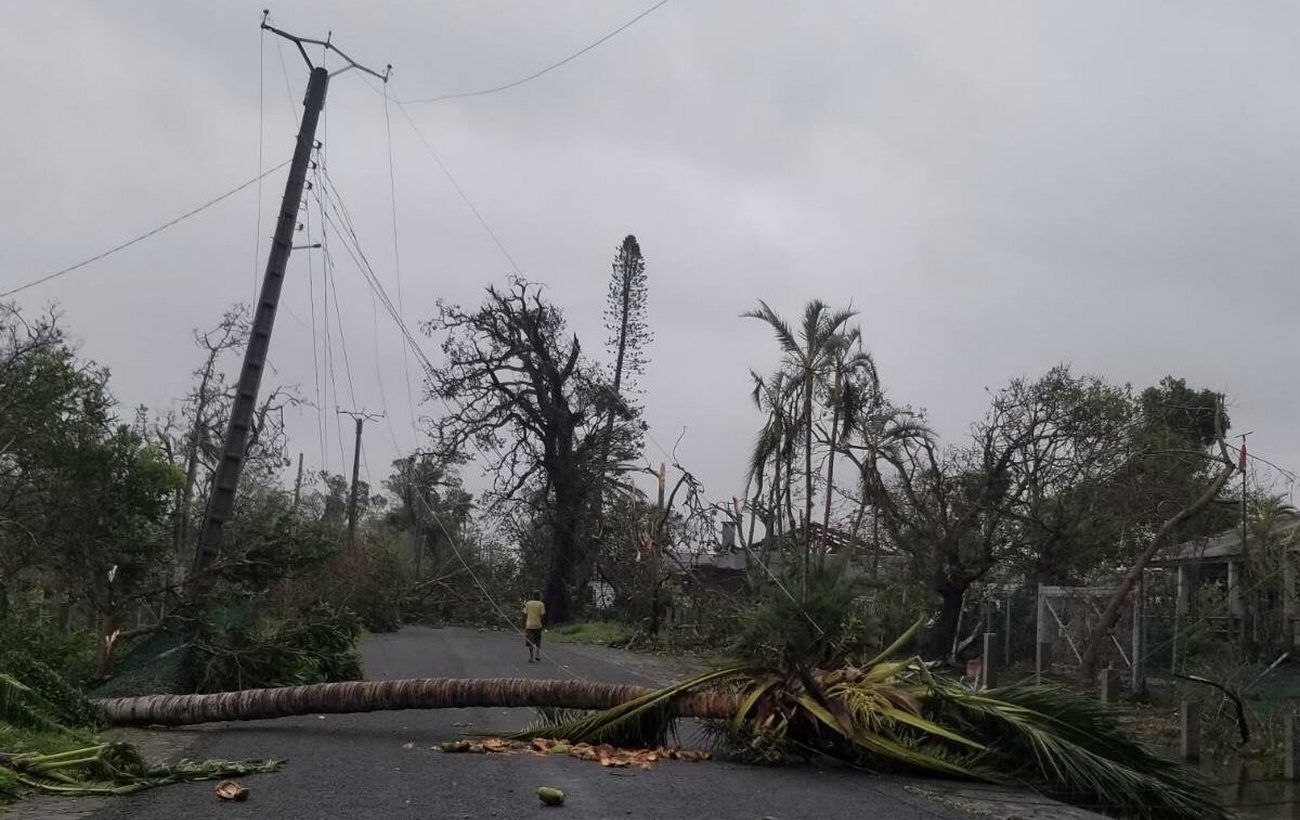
left=339, top=409, right=383, bottom=548
left=193, top=17, right=389, bottom=573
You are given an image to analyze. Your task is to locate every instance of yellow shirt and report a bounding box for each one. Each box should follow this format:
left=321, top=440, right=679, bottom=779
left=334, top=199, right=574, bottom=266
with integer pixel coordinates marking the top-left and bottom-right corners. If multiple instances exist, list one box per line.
left=523, top=600, right=546, bottom=630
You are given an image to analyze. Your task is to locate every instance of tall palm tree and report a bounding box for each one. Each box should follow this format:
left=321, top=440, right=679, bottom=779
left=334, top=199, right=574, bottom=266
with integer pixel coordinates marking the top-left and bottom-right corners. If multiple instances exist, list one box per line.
left=743, top=300, right=857, bottom=590
left=819, top=331, right=876, bottom=536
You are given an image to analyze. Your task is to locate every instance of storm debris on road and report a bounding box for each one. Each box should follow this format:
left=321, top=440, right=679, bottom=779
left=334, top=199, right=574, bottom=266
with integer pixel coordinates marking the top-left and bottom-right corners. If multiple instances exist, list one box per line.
left=436, top=737, right=710, bottom=770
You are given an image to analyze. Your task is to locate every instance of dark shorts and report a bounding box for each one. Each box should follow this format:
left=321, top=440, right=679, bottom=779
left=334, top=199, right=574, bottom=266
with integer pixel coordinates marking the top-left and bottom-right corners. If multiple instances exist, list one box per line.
left=525, top=628, right=542, bottom=648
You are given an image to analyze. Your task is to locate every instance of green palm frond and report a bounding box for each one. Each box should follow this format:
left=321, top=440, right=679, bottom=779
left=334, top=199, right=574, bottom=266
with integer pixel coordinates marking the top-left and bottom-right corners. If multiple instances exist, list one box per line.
left=0, top=674, right=70, bottom=735
left=742, top=301, right=801, bottom=357
left=930, top=681, right=1225, bottom=820
left=862, top=616, right=927, bottom=668
left=731, top=677, right=777, bottom=732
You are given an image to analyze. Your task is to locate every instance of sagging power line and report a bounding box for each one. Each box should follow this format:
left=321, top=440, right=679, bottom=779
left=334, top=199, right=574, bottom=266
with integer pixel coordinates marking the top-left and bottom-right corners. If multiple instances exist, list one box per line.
left=3, top=160, right=290, bottom=300
left=399, top=0, right=672, bottom=105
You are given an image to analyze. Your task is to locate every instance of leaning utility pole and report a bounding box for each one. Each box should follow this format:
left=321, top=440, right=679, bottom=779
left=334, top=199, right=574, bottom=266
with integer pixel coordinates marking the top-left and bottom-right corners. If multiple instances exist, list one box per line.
left=338, top=409, right=384, bottom=549
left=193, top=16, right=389, bottom=573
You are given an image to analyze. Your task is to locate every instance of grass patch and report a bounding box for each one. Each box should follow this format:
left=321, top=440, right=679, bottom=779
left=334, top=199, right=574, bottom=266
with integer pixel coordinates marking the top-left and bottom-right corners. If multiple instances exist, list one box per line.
left=548, top=622, right=634, bottom=646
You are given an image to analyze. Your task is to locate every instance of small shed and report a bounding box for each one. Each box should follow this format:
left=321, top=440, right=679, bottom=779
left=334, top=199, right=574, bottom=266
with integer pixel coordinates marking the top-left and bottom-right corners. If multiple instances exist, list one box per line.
left=1156, top=512, right=1300, bottom=645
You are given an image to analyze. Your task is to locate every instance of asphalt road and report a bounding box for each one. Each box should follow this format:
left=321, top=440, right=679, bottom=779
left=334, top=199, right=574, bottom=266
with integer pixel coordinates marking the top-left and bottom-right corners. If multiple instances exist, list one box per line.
left=53, top=626, right=1087, bottom=820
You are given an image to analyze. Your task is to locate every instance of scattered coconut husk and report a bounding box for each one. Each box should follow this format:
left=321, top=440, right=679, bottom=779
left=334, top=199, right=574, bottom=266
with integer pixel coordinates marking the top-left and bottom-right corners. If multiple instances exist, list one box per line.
left=214, top=780, right=249, bottom=801
left=436, top=736, right=710, bottom=771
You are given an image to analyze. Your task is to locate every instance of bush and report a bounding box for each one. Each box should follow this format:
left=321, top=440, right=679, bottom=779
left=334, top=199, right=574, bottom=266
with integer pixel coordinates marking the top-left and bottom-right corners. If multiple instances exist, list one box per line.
left=732, top=558, right=929, bottom=667
left=322, top=540, right=413, bottom=633
left=167, top=499, right=368, bottom=693
left=0, top=588, right=95, bottom=687
left=549, top=622, right=635, bottom=646
left=182, top=596, right=362, bottom=693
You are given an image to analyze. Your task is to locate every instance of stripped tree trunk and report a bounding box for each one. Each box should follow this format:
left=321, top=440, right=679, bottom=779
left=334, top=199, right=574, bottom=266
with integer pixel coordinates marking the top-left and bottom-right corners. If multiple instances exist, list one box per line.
left=97, top=677, right=738, bottom=727
left=1078, top=443, right=1236, bottom=683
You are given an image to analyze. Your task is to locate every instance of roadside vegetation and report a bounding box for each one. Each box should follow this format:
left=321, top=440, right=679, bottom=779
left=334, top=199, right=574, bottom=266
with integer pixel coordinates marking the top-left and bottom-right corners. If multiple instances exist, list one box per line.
left=1, top=230, right=1276, bottom=817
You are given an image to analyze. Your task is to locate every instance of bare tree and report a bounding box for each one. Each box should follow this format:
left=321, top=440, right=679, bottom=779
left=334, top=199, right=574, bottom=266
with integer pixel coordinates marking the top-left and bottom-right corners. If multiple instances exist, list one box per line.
left=424, top=277, right=634, bottom=623
left=169, top=308, right=248, bottom=558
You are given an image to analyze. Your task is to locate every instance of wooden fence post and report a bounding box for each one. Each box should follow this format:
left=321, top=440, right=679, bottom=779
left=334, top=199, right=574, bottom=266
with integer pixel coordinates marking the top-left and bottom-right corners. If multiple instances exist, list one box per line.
left=980, top=632, right=997, bottom=688
left=1286, top=713, right=1300, bottom=781
left=1180, top=701, right=1200, bottom=764
left=1099, top=664, right=1120, bottom=704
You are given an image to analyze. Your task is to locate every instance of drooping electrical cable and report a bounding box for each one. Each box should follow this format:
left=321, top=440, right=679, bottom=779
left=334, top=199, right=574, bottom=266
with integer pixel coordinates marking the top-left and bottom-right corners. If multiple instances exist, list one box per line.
left=393, top=100, right=524, bottom=277
left=4, top=161, right=290, bottom=300
left=400, top=0, right=672, bottom=105
left=383, top=83, right=420, bottom=443
left=252, top=24, right=266, bottom=305
left=303, top=164, right=328, bottom=475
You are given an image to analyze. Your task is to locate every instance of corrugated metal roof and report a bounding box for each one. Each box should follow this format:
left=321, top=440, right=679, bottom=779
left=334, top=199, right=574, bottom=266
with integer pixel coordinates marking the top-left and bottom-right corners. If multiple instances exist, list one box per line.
left=1163, top=511, right=1300, bottom=564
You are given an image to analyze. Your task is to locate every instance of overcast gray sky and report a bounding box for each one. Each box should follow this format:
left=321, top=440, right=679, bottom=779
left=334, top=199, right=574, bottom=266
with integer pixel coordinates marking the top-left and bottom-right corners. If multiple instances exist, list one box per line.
left=5, top=1, right=1300, bottom=503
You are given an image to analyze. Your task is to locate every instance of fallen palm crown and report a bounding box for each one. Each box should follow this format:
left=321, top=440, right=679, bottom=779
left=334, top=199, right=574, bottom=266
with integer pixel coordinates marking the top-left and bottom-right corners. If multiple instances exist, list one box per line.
left=0, top=672, right=279, bottom=799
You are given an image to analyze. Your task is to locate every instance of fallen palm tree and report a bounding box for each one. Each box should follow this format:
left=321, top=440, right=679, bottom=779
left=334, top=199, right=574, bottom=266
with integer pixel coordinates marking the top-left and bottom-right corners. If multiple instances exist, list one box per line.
left=97, top=675, right=737, bottom=726
left=94, top=637, right=1222, bottom=819
left=93, top=565, right=1224, bottom=819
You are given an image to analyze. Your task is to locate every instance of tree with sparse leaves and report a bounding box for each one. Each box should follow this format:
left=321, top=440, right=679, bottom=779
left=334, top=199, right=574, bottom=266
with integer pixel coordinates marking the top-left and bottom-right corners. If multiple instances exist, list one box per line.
left=592, top=235, right=651, bottom=540
left=423, top=277, right=636, bottom=623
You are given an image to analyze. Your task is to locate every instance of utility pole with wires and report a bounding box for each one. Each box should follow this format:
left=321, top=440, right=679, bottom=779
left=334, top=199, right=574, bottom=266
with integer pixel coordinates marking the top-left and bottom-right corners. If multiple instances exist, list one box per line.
left=339, top=409, right=384, bottom=548
left=193, top=15, right=389, bottom=573
left=291, top=452, right=305, bottom=510
left=1237, top=430, right=1252, bottom=643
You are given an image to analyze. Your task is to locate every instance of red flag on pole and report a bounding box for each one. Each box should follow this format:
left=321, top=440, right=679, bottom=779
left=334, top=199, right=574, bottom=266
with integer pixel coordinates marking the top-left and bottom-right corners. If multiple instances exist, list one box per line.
left=1239, top=442, right=1248, bottom=470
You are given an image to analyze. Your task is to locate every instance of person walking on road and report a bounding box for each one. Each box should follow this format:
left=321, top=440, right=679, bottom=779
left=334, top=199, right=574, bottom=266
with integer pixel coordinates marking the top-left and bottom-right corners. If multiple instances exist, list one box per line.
left=523, top=595, right=546, bottom=663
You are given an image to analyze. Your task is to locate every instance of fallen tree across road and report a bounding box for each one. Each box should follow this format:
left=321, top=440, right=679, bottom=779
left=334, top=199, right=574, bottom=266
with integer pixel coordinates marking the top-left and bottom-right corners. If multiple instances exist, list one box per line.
left=96, top=676, right=737, bottom=727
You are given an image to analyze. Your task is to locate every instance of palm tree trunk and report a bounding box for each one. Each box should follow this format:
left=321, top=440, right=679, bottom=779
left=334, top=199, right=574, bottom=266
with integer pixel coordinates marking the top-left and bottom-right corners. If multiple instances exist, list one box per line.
left=97, top=677, right=737, bottom=727
left=772, top=447, right=783, bottom=536
left=803, top=370, right=814, bottom=571
left=849, top=478, right=869, bottom=559
left=821, top=366, right=842, bottom=536
left=746, top=469, right=764, bottom=550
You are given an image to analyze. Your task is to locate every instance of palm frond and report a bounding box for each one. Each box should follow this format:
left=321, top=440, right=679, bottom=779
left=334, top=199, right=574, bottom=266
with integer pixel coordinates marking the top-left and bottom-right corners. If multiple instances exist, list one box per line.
left=862, top=616, right=927, bottom=668
left=513, top=667, right=746, bottom=748
left=0, top=674, right=70, bottom=735
left=742, top=301, right=801, bottom=356
left=930, top=681, right=1225, bottom=820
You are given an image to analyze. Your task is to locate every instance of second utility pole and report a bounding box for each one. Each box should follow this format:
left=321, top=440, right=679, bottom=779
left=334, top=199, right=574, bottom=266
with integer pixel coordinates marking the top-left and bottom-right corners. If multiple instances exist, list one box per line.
left=339, top=409, right=383, bottom=548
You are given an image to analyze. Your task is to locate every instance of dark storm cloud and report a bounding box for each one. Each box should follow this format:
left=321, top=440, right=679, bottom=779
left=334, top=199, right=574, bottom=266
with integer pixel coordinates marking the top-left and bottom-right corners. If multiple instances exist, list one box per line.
left=4, top=1, right=1299, bottom=502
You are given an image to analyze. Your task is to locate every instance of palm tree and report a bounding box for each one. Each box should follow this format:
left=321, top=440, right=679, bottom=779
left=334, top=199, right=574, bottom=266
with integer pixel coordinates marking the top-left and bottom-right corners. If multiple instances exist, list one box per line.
left=819, top=330, right=876, bottom=536
left=743, top=300, right=857, bottom=590
left=747, top=369, right=795, bottom=545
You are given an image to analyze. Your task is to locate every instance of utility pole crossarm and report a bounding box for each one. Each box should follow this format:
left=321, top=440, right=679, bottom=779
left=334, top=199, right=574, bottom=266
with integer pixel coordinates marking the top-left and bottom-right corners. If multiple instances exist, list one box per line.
left=261, top=11, right=392, bottom=82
